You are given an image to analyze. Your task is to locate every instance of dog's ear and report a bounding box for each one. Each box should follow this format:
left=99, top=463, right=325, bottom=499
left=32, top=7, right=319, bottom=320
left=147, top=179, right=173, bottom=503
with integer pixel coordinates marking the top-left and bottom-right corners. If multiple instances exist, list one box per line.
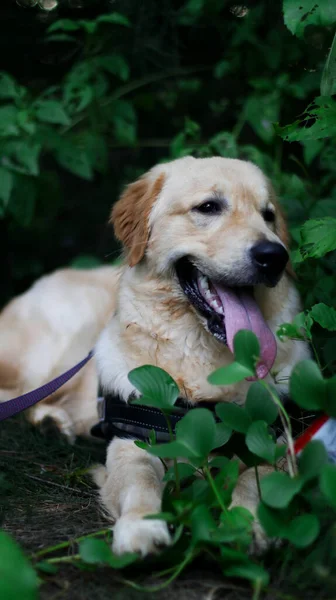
left=111, top=172, right=165, bottom=267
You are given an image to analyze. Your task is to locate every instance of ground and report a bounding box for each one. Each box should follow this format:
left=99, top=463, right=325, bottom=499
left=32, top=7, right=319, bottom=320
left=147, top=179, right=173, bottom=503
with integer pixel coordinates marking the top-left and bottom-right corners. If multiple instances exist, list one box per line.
left=0, top=416, right=334, bottom=600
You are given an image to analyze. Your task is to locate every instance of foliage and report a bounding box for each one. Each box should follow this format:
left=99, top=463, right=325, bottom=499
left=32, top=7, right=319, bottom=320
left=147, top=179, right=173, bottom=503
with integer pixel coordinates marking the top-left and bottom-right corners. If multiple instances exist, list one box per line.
left=1, top=0, right=336, bottom=598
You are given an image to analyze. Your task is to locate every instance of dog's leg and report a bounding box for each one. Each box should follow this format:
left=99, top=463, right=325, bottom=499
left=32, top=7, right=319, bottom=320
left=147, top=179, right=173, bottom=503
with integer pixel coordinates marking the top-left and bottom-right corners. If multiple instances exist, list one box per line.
left=93, top=437, right=171, bottom=556
left=230, top=465, right=274, bottom=553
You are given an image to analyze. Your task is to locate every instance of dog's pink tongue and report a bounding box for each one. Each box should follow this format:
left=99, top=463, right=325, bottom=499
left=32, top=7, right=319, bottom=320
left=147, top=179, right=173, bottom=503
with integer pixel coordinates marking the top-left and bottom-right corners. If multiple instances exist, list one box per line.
left=213, top=285, right=277, bottom=379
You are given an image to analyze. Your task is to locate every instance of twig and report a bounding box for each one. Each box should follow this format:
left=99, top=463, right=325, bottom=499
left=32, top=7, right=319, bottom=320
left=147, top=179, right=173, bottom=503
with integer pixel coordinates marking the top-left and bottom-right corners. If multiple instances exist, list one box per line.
left=24, top=473, right=94, bottom=497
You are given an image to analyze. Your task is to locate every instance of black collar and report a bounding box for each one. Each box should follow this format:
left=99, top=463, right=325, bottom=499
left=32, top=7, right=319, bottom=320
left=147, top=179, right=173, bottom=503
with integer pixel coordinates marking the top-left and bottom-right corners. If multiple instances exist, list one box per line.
left=90, top=394, right=220, bottom=443
left=90, top=393, right=319, bottom=448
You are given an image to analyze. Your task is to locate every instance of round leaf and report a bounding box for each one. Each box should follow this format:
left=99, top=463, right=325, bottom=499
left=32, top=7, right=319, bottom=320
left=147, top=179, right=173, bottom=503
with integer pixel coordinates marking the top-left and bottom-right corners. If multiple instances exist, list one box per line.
left=208, top=361, right=253, bottom=386
left=0, top=532, right=38, bottom=600
left=320, top=464, right=336, bottom=509
left=246, top=421, right=276, bottom=463
left=290, top=360, right=326, bottom=410
left=261, top=472, right=303, bottom=508
left=233, top=329, right=260, bottom=372
left=298, top=440, right=328, bottom=482
left=245, top=382, right=278, bottom=424
left=128, top=365, right=180, bottom=410
left=224, top=562, right=269, bottom=587
left=285, top=514, right=320, bottom=548
left=176, top=408, right=216, bottom=458
left=257, top=502, right=288, bottom=537
left=215, top=403, right=251, bottom=433
left=212, top=422, right=232, bottom=449
left=79, top=538, right=113, bottom=565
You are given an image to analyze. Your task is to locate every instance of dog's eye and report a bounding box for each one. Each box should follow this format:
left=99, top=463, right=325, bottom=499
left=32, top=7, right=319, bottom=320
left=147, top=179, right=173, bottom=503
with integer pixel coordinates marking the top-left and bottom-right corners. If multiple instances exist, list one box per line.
left=194, top=200, right=222, bottom=215
left=262, top=208, right=276, bottom=223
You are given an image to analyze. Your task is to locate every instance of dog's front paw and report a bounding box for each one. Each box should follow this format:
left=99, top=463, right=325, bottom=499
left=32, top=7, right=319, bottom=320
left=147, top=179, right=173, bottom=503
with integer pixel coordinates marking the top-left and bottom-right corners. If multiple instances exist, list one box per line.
left=112, top=515, right=171, bottom=556
left=29, top=404, right=76, bottom=444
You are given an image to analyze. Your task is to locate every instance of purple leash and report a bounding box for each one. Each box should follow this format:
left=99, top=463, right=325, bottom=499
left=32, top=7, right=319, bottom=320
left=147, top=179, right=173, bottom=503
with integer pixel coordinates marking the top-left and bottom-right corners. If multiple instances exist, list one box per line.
left=0, top=350, right=93, bottom=422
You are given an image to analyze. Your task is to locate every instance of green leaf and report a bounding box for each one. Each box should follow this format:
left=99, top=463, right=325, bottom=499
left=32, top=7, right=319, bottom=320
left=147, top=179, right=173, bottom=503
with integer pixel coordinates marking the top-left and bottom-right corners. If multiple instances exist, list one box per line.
left=276, top=322, right=305, bottom=342
left=320, top=464, right=336, bottom=509
left=321, top=31, right=336, bottom=96
left=8, top=176, right=36, bottom=227
left=64, top=83, right=93, bottom=114
left=190, top=504, right=217, bottom=545
left=79, top=538, right=138, bottom=568
left=79, top=538, right=112, bottom=564
left=47, top=19, right=81, bottom=33
left=299, top=440, right=329, bottom=482
left=212, top=422, right=232, bottom=449
left=234, top=330, right=260, bottom=372
left=0, top=105, right=19, bottom=136
left=109, top=100, right=137, bottom=145
left=208, top=362, right=253, bottom=386
left=246, top=421, right=276, bottom=463
left=176, top=408, right=216, bottom=457
left=217, top=506, right=254, bottom=546
left=283, top=0, right=336, bottom=38
left=35, top=561, right=58, bottom=574
left=209, top=456, right=230, bottom=470
left=3, top=141, right=41, bottom=176
left=55, top=142, right=93, bottom=180
left=244, top=92, right=279, bottom=143
left=0, top=167, right=13, bottom=205
left=97, top=54, right=130, bottom=81
left=257, top=502, right=288, bottom=537
left=215, top=403, right=252, bottom=434
left=35, top=100, right=70, bottom=126
left=224, top=562, right=269, bottom=587
left=0, top=532, right=38, bottom=600
left=163, top=462, right=196, bottom=482
left=289, top=360, right=326, bottom=410
left=96, top=13, right=131, bottom=28
left=300, top=217, right=336, bottom=259
left=310, top=303, right=336, bottom=331
left=261, top=472, right=303, bottom=508
left=285, top=514, right=320, bottom=548
left=276, top=98, right=336, bottom=143
left=0, top=72, right=18, bottom=99
left=148, top=440, right=199, bottom=459
left=128, top=365, right=179, bottom=410
left=245, top=382, right=278, bottom=424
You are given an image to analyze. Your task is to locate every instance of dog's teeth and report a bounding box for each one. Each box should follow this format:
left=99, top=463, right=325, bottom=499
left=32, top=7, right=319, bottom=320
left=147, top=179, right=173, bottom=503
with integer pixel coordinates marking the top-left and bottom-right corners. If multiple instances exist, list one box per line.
left=217, top=306, right=224, bottom=315
left=205, top=290, right=212, bottom=299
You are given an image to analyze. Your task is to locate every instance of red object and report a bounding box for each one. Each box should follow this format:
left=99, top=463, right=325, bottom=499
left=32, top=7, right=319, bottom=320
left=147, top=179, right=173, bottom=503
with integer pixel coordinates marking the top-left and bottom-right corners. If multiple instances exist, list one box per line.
left=294, top=414, right=330, bottom=454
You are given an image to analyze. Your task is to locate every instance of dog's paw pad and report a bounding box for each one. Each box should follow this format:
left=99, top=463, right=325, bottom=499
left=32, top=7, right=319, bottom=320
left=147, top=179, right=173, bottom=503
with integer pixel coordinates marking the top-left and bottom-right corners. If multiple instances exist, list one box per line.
left=112, top=516, right=171, bottom=556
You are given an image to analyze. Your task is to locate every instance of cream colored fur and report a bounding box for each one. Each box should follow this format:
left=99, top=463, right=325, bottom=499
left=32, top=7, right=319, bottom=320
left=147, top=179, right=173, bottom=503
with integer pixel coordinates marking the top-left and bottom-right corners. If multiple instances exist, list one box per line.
left=0, top=156, right=310, bottom=555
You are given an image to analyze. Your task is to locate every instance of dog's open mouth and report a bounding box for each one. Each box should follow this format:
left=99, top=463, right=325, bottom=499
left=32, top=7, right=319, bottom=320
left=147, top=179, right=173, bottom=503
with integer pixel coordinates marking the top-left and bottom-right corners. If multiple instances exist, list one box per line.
left=175, top=257, right=277, bottom=379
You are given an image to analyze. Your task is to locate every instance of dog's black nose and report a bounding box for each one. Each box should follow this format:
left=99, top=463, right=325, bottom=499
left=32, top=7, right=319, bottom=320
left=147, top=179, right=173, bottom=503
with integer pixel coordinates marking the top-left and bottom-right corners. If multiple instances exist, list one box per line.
left=250, top=241, right=289, bottom=284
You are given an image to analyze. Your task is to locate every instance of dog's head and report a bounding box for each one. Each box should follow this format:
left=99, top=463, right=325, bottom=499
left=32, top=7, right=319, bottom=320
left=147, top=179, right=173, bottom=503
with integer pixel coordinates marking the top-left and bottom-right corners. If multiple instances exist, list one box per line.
left=111, top=156, right=291, bottom=378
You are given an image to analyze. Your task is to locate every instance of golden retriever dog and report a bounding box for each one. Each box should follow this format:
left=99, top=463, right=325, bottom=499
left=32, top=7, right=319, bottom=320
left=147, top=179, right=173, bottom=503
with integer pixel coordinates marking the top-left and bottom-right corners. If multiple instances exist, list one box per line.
left=0, top=156, right=310, bottom=555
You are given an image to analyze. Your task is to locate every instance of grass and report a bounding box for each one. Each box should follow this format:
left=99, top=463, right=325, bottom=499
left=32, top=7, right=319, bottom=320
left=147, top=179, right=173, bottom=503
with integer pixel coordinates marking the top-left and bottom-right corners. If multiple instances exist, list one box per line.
left=0, top=415, right=335, bottom=600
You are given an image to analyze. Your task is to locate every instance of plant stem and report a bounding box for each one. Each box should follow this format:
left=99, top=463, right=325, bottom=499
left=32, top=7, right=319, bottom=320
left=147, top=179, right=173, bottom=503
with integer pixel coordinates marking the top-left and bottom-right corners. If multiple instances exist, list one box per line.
left=116, top=551, right=194, bottom=592
left=203, top=465, right=228, bottom=515
left=44, top=554, right=81, bottom=565
left=163, top=411, right=180, bottom=495
left=254, top=464, right=261, bottom=500
left=252, top=580, right=262, bottom=600
left=32, top=529, right=111, bottom=559
left=260, top=381, right=298, bottom=477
